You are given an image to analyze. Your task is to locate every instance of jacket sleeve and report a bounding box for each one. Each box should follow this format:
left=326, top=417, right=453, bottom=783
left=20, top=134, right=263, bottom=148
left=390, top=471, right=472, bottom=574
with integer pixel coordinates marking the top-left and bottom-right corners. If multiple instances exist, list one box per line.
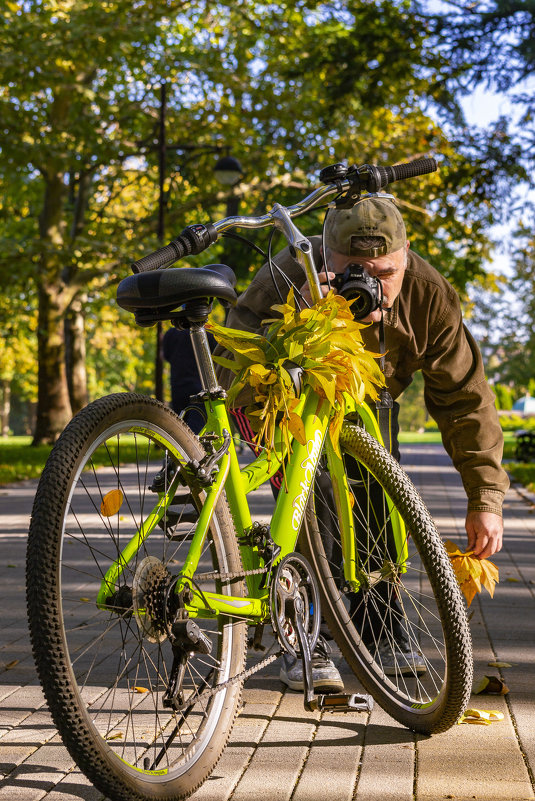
left=422, top=290, right=509, bottom=515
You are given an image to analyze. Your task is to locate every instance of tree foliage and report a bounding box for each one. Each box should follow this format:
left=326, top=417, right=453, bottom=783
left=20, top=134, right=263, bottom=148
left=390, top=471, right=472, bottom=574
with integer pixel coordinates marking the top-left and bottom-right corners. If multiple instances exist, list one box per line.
left=0, top=0, right=523, bottom=442
left=425, top=0, right=535, bottom=163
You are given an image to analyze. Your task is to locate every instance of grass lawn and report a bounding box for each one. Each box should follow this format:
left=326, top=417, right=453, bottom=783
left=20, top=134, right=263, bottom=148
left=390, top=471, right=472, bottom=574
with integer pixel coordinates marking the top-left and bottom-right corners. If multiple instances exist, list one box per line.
left=400, top=431, right=519, bottom=457
left=1, top=431, right=533, bottom=492
left=0, top=437, right=53, bottom=484
left=399, top=430, right=443, bottom=444
left=507, top=463, right=535, bottom=494
left=0, top=436, right=158, bottom=485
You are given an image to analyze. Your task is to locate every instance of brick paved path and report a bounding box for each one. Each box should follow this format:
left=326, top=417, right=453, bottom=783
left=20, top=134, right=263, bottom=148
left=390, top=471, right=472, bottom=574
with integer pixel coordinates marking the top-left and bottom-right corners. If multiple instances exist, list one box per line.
left=1, top=443, right=534, bottom=800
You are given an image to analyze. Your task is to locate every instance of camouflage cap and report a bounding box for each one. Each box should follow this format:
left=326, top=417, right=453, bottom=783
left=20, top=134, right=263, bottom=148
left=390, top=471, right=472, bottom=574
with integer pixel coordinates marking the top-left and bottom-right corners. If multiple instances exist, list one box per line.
left=324, top=196, right=406, bottom=258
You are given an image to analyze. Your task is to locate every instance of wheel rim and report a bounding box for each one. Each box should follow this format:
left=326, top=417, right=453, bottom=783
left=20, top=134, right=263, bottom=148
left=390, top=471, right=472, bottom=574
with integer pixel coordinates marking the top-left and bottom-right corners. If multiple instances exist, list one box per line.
left=56, top=420, right=239, bottom=780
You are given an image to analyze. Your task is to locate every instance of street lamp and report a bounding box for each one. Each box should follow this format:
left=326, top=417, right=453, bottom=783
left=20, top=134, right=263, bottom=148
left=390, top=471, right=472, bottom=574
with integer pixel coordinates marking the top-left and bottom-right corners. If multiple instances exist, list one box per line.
left=152, top=85, right=244, bottom=400
left=214, top=155, right=244, bottom=188
left=214, top=155, right=244, bottom=218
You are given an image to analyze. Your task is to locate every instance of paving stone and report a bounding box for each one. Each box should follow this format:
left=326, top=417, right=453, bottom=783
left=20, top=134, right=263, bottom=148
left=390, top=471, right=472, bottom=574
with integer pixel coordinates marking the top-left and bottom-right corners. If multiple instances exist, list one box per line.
left=416, top=699, right=534, bottom=800
left=354, top=705, right=414, bottom=801
left=0, top=445, right=534, bottom=800
left=292, top=710, right=365, bottom=801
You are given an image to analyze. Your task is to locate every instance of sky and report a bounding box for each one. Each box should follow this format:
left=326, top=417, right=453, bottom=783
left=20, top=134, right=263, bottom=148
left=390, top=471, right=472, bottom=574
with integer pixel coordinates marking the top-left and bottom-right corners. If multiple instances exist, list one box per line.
left=459, top=84, right=534, bottom=278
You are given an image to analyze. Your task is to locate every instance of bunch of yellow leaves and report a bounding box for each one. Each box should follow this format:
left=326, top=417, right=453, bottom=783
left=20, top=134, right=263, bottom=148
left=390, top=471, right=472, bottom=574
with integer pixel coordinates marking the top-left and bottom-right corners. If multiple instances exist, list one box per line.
left=444, top=540, right=499, bottom=607
left=209, top=288, right=385, bottom=458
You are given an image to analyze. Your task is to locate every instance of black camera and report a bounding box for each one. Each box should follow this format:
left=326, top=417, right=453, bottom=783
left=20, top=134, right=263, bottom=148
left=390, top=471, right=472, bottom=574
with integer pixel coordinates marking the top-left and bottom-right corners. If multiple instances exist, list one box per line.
left=331, top=263, right=382, bottom=319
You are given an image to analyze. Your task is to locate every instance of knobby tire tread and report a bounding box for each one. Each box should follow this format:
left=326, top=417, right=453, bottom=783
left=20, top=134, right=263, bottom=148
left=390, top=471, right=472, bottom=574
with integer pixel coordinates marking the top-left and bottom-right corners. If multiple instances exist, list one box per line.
left=27, top=393, right=247, bottom=801
left=301, top=423, right=473, bottom=734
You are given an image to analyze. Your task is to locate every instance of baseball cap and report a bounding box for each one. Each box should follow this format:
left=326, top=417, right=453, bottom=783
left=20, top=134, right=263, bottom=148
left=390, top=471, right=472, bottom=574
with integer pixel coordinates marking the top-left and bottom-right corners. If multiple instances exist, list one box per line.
left=324, top=196, right=406, bottom=257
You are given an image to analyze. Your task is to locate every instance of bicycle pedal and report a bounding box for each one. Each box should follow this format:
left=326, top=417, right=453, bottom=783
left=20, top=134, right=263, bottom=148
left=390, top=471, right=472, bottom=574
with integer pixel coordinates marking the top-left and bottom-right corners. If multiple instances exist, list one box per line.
left=313, top=693, right=374, bottom=713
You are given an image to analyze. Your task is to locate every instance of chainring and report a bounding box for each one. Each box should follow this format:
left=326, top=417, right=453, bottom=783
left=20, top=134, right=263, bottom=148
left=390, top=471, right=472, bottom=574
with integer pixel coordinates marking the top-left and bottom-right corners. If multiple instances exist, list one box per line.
left=270, top=552, right=321, bottom=659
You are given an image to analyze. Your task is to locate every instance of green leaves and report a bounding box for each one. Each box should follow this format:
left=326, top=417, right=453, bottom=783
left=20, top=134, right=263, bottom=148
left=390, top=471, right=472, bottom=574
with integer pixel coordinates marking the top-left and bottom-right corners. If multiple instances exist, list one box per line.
left=1, top=0, right=516, bottom=440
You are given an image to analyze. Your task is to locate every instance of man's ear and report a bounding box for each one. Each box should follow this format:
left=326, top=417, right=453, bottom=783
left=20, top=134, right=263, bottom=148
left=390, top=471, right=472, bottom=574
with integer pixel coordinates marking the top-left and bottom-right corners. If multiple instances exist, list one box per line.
left=406, top=240, right=410, bottom=252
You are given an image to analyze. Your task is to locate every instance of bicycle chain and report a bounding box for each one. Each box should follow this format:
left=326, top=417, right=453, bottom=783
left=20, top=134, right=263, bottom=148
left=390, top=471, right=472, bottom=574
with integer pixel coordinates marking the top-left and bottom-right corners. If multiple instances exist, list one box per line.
left=192, top=565, right=269, bottom=583
left=177, top=647, right=283, bottom=713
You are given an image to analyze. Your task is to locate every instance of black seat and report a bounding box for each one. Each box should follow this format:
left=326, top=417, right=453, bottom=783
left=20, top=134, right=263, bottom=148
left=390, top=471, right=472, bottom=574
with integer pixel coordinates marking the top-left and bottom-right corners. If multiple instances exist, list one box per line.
left=116, top=265, right=237, bottom=318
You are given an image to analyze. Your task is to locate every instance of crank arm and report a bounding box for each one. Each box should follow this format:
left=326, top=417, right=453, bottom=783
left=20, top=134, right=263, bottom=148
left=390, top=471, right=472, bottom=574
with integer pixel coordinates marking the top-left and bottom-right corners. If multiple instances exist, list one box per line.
left=286, top=595, right=315, bottom=710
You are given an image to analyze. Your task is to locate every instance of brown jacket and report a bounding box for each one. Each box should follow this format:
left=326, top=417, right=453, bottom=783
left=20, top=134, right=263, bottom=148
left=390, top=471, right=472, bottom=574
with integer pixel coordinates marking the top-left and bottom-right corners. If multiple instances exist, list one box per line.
left=215, top=237, right=508, bottom=515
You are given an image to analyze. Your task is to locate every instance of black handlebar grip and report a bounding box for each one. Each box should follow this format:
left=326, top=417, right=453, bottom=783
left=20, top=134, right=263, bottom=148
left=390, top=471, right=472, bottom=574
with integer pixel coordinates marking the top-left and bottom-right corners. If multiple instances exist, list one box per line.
left=130, top=223, right=218, bottom=274
left=130, top=240, right=189, bottom=273
left=361, top=158, right=438, bottom=193
left=380, top=157, right=438, bottom=188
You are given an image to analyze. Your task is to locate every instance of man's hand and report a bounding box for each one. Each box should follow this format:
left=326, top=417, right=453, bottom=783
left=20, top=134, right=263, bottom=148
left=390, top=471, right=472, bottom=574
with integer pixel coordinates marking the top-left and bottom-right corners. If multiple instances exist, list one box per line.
left=465, top=511, right=503, bottom=559
left=299, top=271, right=336, bottom=305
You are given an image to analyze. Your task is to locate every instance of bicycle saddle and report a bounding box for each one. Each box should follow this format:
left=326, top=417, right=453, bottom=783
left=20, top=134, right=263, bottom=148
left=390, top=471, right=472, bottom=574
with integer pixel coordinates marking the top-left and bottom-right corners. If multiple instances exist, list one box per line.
left=116, top=264, right=238, bottom=324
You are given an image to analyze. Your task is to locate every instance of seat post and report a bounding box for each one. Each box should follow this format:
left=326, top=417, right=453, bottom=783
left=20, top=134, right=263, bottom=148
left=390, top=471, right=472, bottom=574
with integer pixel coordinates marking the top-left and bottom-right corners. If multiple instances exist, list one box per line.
left=189, top=324, right=222, bottom=394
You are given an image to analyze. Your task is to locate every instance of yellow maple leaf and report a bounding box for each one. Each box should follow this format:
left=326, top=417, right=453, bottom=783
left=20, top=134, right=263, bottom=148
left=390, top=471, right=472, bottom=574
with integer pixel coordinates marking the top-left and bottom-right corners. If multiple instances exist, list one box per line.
left=444, top=540, right=499, bottom=607
left=209, top=289, right=385, bottom=463
left=288, top=411, right=307, bottom=446
left=480, top=560, right=500, bottom=598
left=459, top=708, right=504, bottom=725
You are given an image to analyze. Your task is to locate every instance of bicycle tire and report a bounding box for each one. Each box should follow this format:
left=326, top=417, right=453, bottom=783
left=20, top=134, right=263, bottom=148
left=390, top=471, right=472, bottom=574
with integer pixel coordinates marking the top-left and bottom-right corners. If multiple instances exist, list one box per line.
left=27, top=393, right=247, bottom=801
left=300, top=423, right=472, bottom=734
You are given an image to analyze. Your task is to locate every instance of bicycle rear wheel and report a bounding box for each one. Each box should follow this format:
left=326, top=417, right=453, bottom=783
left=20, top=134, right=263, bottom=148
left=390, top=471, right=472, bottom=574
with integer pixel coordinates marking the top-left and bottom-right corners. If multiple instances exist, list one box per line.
left=300, top=423, right=472, bottom=734
left=27, top=393, right=247, bottom=801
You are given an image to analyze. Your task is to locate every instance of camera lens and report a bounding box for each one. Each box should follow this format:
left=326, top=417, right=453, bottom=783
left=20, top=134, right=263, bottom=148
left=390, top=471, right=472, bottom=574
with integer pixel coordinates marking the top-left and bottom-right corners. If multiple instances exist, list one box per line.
left=334, top=264, right=381, bottom=320
left=343, top=285, right=375, bottom=317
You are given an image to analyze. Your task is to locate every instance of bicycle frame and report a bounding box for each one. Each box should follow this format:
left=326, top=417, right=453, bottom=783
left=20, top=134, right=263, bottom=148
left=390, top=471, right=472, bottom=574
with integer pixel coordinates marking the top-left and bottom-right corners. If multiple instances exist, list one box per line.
left=97, top=189, right=409, bottom=622
left=96, top=382, right=408, bottom=623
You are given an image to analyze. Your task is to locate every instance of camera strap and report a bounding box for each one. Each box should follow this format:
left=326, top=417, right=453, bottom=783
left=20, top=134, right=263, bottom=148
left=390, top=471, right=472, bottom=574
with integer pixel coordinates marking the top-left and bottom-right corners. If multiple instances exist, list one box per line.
left=375, top=311, right=394, bottom=454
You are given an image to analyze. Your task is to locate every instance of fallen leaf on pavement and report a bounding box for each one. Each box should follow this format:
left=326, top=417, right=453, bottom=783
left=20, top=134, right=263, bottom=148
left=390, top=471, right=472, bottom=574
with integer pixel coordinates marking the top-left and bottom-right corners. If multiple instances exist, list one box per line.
left=488, top=661, right=513, bottom=668
left=473, top=675, right=509, bottom=695
left=458, top=708, right=504, bottom=725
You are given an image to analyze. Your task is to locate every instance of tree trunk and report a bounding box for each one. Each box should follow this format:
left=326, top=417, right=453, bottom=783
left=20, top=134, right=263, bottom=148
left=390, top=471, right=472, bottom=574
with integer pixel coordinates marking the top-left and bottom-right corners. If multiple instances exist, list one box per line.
left=33, top=281, right=73, bottom=444
left=0, top=379, right=10, bottom=437
left=32, top=146, right=73, bottom=445
left=65, top=297, right=88, bottom=414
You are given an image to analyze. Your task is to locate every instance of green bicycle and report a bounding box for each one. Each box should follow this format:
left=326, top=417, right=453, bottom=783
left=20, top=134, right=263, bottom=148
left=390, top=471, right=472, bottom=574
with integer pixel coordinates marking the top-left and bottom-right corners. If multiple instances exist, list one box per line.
left=26, top=158, right=472, bottom=801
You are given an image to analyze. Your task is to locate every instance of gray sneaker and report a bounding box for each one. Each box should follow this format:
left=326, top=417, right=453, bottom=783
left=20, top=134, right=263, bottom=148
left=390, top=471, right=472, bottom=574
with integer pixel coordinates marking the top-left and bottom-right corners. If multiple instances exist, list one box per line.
left=280, top=637, right=344, bottom=694
left=375, top=635, right=427, bottom=676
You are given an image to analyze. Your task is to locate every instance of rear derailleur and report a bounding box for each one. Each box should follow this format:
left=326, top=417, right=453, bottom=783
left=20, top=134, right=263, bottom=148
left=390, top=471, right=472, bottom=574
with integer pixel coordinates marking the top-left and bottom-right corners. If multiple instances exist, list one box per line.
left=163, top=618, right=213, bottom=711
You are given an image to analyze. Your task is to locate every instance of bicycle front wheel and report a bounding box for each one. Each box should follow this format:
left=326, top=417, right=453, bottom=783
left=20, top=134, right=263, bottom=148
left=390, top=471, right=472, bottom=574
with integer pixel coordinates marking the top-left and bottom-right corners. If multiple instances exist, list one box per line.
left=27, top=393, right=247, bottom=801
left=300, top=423, right=472, bottom=734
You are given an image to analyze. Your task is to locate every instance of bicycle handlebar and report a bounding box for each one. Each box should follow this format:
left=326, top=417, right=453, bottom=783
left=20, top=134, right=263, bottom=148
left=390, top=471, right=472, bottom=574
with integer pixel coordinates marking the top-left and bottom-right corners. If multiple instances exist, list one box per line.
left=130, top=157, right=438, bottom=274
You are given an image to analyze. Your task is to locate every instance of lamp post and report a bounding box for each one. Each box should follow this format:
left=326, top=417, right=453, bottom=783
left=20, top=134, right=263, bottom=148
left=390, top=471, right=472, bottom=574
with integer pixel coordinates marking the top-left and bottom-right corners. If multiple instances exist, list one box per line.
left=214, top=155, right=243, bottom=217
left=154, top=83, right=168, bottom=402
left=214, top=155, right=244, bottom=269
left=152, top=85, right=244, bottom=398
